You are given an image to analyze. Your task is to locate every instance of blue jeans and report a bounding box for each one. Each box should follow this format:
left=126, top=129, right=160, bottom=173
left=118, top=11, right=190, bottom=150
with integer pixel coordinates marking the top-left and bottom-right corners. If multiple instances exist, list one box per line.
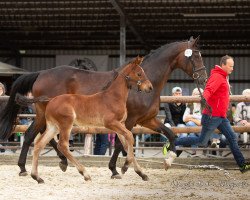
left=161, top=123, right=186, bottom=142
left=175, top=114, right=245, bottom=167
left=94, top=134, right=109, bottom=155
left=185, top=121, right=199, bottom=148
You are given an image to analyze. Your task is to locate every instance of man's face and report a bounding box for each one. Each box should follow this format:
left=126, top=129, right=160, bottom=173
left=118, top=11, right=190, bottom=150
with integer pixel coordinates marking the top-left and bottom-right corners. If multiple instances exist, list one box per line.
left=173, top=90, right=182, bottom=96
left=0, top=87, right=3, bottom=95
left=222, top=58, right=234, bottom=75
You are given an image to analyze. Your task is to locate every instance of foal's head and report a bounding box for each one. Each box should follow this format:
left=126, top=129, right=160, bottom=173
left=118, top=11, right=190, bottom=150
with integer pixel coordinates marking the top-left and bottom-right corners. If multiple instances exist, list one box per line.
left=123, top=56, right=153, bottom=93
left=176, top=36, right=208, bottom=86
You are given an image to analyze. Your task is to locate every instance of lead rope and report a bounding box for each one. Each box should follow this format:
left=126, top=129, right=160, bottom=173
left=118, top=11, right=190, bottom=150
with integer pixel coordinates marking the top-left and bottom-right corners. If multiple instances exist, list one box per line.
left=136, top=158, right=236, bottom=180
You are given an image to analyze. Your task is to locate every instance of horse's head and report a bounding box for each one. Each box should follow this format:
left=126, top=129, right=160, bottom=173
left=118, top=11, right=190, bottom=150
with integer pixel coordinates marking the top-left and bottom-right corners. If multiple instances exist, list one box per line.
left=177, top=36, right=207, bottom=86
left=125, top=56, right=153, bottom=93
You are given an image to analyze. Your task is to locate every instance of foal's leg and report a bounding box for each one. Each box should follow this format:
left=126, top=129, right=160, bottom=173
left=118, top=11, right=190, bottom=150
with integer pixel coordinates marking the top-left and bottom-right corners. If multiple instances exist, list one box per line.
left=108, top=122, right=148, bottom=181
left=31, top=125, right=58, bottom=183
left=116, top=133, right=148, bottom=181
left=57, top=129, right=91, bottom=181
left=108, top=120, right=134, bottom=179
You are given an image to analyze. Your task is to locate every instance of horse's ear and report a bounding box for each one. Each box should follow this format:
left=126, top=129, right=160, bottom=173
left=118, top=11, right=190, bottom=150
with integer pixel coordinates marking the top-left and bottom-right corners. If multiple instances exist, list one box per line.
left=134, top=56, right=144, bottom=65
left=191, top=36, right=200, bottom=47
left=189, top=36, right=194, bottom=41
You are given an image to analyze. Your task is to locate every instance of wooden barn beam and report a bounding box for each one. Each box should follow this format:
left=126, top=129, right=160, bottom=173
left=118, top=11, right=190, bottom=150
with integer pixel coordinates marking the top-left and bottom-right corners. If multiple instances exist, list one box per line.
left=109, top=0, right=150, bottom=51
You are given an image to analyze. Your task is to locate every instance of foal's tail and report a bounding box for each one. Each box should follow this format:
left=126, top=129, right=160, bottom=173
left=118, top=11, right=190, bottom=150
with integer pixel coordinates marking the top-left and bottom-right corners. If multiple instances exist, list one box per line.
left=15, top=93, right=50, bottom=107
left=0, top=72, right=40, bottom=141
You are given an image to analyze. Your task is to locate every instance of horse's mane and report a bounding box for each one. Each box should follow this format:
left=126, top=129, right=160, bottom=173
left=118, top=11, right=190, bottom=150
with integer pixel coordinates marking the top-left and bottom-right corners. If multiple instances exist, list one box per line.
left=143, top=40, right=190, bottom=63
left=101, top=70, right=119, bottom=91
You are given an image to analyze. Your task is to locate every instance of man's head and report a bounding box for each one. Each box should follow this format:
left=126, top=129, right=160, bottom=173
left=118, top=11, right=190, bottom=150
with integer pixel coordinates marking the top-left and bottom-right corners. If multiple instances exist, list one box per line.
left=172, top=86, right=182, bottom=96
left=0, top=82, right=6, bottom=96
left=192, top=88, right=203, bottom=96
left=242, top=89, right=250, bottom=96
left=220, top=55, right=234, bottom=75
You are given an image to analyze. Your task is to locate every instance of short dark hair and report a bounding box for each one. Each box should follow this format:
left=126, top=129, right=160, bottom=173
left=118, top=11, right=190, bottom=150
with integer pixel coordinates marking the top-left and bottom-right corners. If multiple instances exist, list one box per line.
left=220, top=55, right=233, bottom=66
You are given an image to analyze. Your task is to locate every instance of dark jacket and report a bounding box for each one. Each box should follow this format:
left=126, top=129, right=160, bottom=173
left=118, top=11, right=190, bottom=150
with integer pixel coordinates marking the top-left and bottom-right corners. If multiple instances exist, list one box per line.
left=164, top=103, right=186, bottom=126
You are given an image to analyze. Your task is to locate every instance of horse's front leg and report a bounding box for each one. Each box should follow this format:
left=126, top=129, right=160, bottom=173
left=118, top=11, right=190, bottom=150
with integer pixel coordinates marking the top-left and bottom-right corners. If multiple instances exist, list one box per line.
left=141, top=117, right=177, bottom=169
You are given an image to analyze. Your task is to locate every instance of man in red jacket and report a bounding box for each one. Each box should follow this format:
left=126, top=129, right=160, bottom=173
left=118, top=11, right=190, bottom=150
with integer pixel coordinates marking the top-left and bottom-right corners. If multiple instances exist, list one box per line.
left=174, top=55, right=250, bottom=173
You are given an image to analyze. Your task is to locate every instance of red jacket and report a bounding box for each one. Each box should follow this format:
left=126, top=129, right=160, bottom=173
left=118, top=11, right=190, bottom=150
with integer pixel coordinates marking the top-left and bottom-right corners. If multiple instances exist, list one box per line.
left=202, top=65, right=230, bottom=118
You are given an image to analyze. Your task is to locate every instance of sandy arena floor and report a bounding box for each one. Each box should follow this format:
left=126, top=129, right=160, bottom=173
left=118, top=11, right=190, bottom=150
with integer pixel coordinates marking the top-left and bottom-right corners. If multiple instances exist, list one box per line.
left=0, top=164, right=249, bottom=200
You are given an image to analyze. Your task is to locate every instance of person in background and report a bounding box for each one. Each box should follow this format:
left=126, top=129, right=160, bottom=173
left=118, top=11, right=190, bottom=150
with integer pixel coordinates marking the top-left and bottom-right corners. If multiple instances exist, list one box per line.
left=18, top=92, right=35, bottom=126
left=182, top=88, right=203, bottom=155
left=0, top=82, right=7, bottom=111
left=163, top=86, right=186, bottom=141
left=234, top=89, right=250, bottom=143
left=0, top=82, right=7, bottom=153
left=93, top=134, right=109, bottom=155
left=172, top=55, right=250, bottom=173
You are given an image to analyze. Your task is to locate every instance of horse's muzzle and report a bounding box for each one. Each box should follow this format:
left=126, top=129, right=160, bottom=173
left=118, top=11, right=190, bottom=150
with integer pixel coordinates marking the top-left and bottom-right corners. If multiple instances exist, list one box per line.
left=140, top=80, right=153, bottom=93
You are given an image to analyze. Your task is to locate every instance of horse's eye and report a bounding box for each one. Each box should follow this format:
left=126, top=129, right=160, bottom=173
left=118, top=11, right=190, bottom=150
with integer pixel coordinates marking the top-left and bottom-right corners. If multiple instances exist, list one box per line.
left=137, top=73, right=141, bottom=77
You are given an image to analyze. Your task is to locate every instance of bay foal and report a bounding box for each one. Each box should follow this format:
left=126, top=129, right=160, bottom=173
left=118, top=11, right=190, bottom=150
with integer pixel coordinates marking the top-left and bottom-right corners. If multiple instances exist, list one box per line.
left=16, top=57, right=153, bottom=183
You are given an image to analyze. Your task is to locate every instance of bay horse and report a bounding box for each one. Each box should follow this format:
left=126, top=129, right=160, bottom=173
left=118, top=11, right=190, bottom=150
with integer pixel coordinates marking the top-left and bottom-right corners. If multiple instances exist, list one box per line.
left=0, top=36, right=207, bottom=179
left=16, top=57, right=153, bottom=183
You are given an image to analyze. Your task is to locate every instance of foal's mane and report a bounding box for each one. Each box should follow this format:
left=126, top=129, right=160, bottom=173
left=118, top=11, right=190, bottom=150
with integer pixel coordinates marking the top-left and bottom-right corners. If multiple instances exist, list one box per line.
left=101, top=57, right=140, bottom=91
left=101, top=69, right=119, bottom=91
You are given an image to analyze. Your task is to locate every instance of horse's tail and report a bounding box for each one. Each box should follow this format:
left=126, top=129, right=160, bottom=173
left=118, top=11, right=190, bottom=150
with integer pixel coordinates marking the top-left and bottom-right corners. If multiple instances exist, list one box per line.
left=0, top=72, right=40, bottom=141
left=15, top=93, right=50, bottom=106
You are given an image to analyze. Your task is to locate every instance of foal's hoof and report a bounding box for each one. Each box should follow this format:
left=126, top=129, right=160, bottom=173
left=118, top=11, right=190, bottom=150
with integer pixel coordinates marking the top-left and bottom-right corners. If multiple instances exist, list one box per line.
left=142, top=175, right=149, bottom=181
left=111, top=174, right=122, bottom=179
left=37, top=178, right=45, bottom=184
left=19, top=171, right=28, bottom=176
left=31, top=174, right=44, bottom=184
left=164, top=159, right=171, bottom=171
left=59, top=162, right=68, bottom=172
left=121, top=166, right=128, bottom=174
left=84, top=175, right=91, bottom=182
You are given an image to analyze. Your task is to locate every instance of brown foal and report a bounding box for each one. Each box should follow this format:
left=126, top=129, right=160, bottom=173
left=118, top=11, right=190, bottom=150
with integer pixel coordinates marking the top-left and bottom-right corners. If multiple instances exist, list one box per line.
left=16, top=56, right=153, bottom=183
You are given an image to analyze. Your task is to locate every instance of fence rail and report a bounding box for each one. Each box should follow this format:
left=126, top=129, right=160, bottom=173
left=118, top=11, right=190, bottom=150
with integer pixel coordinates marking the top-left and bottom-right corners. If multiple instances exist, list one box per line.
left=2, top=95, right=250, bottom=103
left=13, top=124, right=250, bottom=134
left=1, top=95, right=250, bottom=156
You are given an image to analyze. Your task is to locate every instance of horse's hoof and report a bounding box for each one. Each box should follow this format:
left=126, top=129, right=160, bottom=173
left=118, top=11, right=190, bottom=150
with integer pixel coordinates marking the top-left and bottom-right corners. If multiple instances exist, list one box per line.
left=59, top=162, right=67, bottom=172
left=164, top=159, right=171, bottom=171
left=37, top=178, right=45, bottom=184
left=111, top=174, right=122, bottom=179
left=84, top=176, right=91, bottom=181
left=142, top=175, right=149, bottom=181
left=121, top=166, right=128, bottom=174
left=19, top=171, right=28, bottom=176
left=31, top=174, right=44, bottom=184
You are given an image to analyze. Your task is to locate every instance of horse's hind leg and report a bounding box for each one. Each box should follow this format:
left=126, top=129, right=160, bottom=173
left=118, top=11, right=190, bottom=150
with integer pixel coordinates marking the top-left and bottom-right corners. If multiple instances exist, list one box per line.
left=18, top=121, right=38, bottom=176
left=49, top=139, right=68, bottom=172
left=57, top=130, right=91, bottom=181
left=108, top=137, right=123, bottom=179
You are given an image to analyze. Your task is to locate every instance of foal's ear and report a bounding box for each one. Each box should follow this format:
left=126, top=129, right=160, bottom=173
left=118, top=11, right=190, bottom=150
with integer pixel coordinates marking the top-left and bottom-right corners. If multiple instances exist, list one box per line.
left=190, top=36, right=200, bottom=47
left=134, top=56, right=144, bottom=65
